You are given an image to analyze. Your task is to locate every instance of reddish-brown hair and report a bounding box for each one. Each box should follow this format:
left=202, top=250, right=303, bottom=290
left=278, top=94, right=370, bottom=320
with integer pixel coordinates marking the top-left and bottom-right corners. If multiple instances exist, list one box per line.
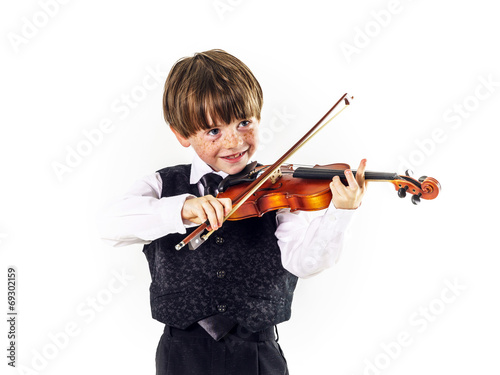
left=163, top=49, right=263, bottom=138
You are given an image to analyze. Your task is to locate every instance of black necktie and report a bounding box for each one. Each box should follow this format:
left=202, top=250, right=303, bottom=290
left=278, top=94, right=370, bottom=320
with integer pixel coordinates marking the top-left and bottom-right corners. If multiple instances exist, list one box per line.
left=197, top=314, right=235, bottom=341
left=196, top=172, right=236, bottom=340
left=199, top=173, right=223, bottom=197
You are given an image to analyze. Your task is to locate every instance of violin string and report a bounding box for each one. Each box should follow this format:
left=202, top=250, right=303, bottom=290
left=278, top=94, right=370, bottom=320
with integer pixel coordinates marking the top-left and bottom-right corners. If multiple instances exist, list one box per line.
left=291, top=167, right=398, bottom=181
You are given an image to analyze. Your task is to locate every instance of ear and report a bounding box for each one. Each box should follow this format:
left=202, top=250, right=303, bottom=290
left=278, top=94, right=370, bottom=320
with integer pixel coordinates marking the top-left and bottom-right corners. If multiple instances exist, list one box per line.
left=170, top=127, right=191, bottom=148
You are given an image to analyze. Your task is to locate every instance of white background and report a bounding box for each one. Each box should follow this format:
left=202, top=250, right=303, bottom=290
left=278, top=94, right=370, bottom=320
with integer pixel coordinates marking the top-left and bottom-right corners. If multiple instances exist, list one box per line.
left=1, top=0, right=499, bottom=374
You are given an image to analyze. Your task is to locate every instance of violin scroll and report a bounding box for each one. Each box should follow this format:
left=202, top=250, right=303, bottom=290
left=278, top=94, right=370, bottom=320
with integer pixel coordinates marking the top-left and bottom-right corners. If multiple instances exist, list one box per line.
left=392, top=175, right=441, bottom=205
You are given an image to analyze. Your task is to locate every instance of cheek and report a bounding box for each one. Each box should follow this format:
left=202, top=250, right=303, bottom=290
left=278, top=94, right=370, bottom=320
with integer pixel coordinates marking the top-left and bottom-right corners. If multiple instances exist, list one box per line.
left=243, top=128, right=258, bottom=146
left=192, top=138, right=218, bottom=156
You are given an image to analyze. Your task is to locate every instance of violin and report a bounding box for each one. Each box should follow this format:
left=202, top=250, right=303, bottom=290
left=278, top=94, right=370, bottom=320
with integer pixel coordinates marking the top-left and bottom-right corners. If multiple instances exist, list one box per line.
left=215, top=163, right=440, bottom=221
left=175, top=94, right=441, bottom=250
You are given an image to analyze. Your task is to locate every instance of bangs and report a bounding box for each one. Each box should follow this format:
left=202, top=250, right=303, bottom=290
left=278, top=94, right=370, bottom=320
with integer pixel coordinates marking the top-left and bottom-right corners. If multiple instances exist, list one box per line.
left=186, top=81, right=261, bottom=134
left=163, top=50, right=263, bottom=138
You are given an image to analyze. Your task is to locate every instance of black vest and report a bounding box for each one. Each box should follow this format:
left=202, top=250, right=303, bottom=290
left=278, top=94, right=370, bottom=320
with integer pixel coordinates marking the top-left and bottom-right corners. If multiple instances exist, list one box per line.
left=142, top=164, right=298, bottom=332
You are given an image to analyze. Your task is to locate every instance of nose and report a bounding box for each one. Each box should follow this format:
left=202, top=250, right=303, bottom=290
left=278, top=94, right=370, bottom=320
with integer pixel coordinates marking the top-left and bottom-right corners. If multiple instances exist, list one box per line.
left=222, top=128, right=244, bottom=149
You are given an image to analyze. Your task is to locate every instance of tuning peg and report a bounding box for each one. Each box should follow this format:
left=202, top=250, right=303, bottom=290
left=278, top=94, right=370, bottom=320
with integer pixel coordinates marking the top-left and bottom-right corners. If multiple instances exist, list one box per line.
left=411, top=193, right=422, bottom=205
left=398, top=186, right=408, bottom=198
left=405, top=169, right=414, bottom=177
left=418, top=176, right=428, bottom=183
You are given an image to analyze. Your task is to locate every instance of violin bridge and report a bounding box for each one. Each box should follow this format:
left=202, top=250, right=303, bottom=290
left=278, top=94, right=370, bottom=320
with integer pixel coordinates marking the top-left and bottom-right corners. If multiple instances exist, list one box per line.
left=269, top=168, right=283, bottom=184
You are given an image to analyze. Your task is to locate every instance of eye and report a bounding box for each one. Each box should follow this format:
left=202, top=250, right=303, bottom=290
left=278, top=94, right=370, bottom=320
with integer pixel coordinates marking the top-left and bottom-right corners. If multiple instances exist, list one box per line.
left=239, top=120, right=251, bottom=128
left=207, top=128, right=220, bottom=136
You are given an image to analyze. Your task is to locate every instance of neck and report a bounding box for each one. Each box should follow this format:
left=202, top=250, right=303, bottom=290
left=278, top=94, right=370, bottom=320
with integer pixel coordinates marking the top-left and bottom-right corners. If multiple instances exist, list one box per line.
left=292, top=167, right=399, bottom=182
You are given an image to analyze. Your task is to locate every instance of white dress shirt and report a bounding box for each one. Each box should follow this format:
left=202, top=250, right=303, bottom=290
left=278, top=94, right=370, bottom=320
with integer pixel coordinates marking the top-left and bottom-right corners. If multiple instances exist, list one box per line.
left=97, top=154, right=355, bottom=278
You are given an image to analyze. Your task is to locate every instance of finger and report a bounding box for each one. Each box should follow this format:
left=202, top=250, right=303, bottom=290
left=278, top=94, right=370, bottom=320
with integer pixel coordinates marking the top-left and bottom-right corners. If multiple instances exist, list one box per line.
left=207, top=196, right=232, bottom=228
left=344, top=169, right=359, bottom=191
left=356, top=159, right=367, bottom=188
left=330, top=176, right=351, bottom=209
left=217, top=197, right=233, bottom=217
left=330, top=176, right=346, bottom=198
left=190, top=202, right=208, bottom=225
left=203, top=195, right=228, bottom=229
left=201, top=198, right=221, bottom=230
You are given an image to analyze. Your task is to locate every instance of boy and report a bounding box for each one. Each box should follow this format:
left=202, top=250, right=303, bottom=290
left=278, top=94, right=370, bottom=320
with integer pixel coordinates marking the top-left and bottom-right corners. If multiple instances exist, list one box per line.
left=98, top=49, right=366, bottom=375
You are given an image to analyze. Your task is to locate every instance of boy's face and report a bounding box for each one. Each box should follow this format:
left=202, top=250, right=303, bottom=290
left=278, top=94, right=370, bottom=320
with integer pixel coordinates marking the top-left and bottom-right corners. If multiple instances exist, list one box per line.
left=172, top=116, right=260, bottom=175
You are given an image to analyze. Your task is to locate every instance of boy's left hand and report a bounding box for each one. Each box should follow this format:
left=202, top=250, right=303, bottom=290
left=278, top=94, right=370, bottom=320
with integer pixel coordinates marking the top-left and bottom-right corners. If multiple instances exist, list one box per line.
left=330, top=159, right=367, bottom=209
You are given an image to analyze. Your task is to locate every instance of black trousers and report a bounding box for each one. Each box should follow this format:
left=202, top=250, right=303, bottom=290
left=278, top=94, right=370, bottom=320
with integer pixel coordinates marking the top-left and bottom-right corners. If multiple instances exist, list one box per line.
left=156, top=323, right=289, bottom=375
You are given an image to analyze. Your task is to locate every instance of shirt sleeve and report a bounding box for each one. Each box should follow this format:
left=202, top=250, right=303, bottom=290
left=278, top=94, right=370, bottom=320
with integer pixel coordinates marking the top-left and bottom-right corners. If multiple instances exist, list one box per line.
left=275, top=202, right=355, bottom=278
left=96, top=173, right=195, bottom=247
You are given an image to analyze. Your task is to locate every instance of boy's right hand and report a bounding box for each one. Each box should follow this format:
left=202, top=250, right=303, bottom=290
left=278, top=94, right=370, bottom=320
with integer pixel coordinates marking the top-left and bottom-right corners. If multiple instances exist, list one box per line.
left=181, top=195, right=232, bottom=230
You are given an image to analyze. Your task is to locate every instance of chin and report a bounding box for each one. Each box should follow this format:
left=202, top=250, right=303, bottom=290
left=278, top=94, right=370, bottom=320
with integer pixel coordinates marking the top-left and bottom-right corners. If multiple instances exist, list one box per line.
left=224, top=165, right=246, bottom=175
left=219, top=160, right=248, bottom=175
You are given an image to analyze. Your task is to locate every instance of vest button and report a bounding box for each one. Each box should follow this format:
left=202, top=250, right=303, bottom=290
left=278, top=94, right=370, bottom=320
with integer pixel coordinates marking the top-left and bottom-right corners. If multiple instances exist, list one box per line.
left=217, top=304, right=227, bottom=313
left=216, top=270, right=226, bottom=278
left=215, top=236, right=224, bottom=245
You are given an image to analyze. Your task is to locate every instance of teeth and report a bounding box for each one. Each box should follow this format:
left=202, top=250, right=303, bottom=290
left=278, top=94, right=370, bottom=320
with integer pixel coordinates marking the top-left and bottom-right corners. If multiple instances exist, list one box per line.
left=225, top=152, right=243, bottom=159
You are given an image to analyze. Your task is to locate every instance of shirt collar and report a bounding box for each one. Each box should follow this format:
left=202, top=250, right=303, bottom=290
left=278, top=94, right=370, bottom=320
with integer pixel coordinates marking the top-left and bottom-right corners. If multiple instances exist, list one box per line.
left=190, top=153, right=228, bottom=184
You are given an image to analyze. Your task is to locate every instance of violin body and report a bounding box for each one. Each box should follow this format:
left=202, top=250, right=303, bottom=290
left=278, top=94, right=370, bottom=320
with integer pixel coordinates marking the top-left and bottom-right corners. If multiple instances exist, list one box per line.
left=216, top=164, right=346, bottom=220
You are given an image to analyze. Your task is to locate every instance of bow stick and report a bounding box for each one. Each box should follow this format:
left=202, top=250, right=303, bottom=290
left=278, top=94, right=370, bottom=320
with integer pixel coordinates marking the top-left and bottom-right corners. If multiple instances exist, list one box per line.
left=175, top=93, right=353, bottom=250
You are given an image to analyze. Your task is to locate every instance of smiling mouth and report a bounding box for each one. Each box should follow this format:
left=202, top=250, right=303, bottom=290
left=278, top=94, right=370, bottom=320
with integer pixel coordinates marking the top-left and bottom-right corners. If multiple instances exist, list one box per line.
left=221, top=151, right=246, bottom=160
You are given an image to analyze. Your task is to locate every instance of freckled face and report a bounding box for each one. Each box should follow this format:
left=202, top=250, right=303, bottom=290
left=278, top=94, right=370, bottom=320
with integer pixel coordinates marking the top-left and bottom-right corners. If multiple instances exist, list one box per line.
left=175, top=117, right=260, bottom=175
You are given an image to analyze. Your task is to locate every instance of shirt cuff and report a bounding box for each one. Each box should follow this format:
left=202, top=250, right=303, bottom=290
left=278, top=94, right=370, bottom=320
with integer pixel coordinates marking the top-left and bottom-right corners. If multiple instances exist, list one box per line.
left=158, top=193, right=196, bottom=235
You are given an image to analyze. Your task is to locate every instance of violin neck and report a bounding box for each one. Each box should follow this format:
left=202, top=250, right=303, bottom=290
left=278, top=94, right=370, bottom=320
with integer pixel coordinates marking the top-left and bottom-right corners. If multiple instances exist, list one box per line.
left=293, top=167, right=399, bottom=181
